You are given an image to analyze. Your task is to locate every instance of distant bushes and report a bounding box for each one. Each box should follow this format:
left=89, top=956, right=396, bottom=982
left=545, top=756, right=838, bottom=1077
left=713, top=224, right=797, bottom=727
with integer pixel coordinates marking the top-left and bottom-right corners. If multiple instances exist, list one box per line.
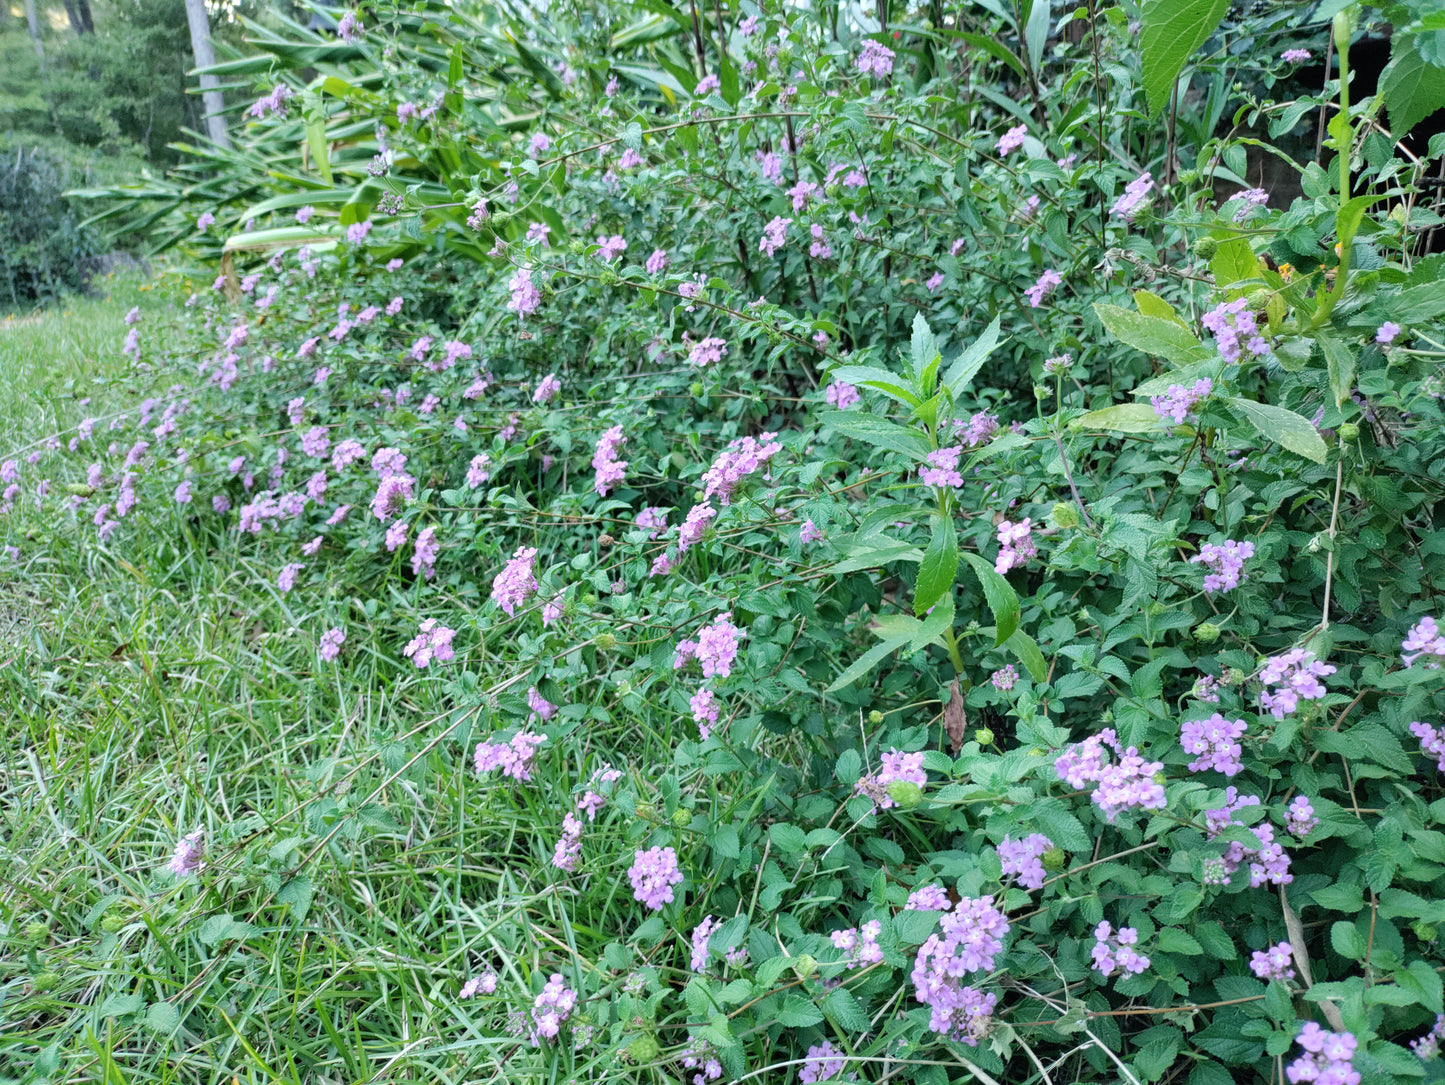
left=0, top=141, right=100, bottom=309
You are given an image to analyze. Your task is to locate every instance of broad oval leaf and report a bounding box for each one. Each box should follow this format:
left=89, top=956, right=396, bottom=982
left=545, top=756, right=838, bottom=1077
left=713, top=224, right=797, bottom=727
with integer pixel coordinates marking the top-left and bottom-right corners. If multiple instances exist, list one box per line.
left=1073, top=403, right=1161, bottom=434
left=1227, top=396, right=1327, bottom=463
left=914, top=516, right=959, bottom=616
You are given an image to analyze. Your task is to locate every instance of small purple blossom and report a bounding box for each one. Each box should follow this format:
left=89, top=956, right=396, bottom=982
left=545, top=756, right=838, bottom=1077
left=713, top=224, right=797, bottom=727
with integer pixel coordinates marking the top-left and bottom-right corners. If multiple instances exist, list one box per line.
left=628, top=845, right=683, bottom=910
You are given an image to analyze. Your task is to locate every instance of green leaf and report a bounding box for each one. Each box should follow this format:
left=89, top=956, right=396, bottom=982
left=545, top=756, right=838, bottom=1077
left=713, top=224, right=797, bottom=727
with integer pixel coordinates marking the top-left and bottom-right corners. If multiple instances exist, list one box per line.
left=1336, top=193, right=1385, bottom=249
left=304, top=110, right=333, bottom=186
left=1317, top=335, right=1356, bottom=410
left=910, top=312, right=939, bottom=386
left=1390, top=280, right=1445, bottom=324
left=197, top=913, right=257, bottom=947
left=144, top=1001, right=181, bottom=1034
left=1133, top=289, right=1188, bottom=325
left=943, top=316, right=1004, bottom=397
left=827, top=633, right=913, bottom=692
left=829, top=365, right=923, bottom=409
left=99, top=993, right=145, bottom=1017
left=826, top=542, right=925, bottom=575
left=822, top=987, right=872, bottom=1030
left=960, top=553, right=1020, bottom=645
left=1074, top=403, right=1161, bottom=434
left=953, top=31, right=1028, bottom=79
left=1210, top=236, right=1258, bottom=288
left=1226, top=397, right=1327, bottom=463
left=775, top=994, right=825, bottom=1027
left=1025, top=0, right=1051, bottom=75
left=915, top=517, right=959, bottom=616
left=818, top=411, right=929, bottom=457
left=911, top=593, right=956, bottom=652
left=222, top=226, right=337, bottom=254
left=1381, top=35, right=1445, bottom=137
left=1095, top=303, right=1211, bottom=366
left=1157, top=927, right=1204, bottom=955
left=1140, top=0, right=1232, bottom=116
left=1004, top=628, right=1048, bottom=684
left=276, top=874, right=314, bottom=920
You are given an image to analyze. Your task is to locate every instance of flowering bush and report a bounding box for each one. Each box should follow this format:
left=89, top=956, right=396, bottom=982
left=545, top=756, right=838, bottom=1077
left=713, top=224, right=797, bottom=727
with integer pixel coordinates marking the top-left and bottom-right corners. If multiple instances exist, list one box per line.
left=8, top=0, right=1445, bottom=1082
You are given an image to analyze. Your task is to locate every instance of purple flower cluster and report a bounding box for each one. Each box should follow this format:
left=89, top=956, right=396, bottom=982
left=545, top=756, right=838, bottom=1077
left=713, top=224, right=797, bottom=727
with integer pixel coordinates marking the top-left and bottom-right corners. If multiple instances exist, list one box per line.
left=952, top=410, right=999, bottom=447
left=1285, top=796, right=1318, bottom=838
left=551, top=812, right=583, bottom=871
left=1285, top=1023, right=1360, bottom=1085
left=702, top=433, right=781, bottom=504
left=1191, top=538, right=1254, bottom=592
left=1250, top=941, right=1295, bottom=982
left=1109, top=172, right=1154, bottom=220
left=1054, top=729, right=1167, bottom=822
left=592, top=425, right=628, bottom=496
left=758, top=216, right=791, bottom=256
left=911, top=896, right=1009, bottom=1044
left=1204, top=787, right=1293, bottom=886
left=674, top=612, right=746, bottom=678
left=529, top=974, right=577, bottom=1045
left=689, top=915, right=748, bottom=972
left=1403, top=615, right=1445, bottom=668
left=995, top=518, right=1036, bottom=574
left=319, top=626, right=346, bottom=661
left=1091, top=921, right=1149, bottom=978
left=1411, top=721, right=1445, bottom=773
left=995, top=124, right=1027, bottom=156
left=997, top=833, right=1052, bottom=889
left=1180, top=713, right=1246, bottom=776
left=402, top=619, right=455, bottom=667
left=855, top=39, right=895, bottom=76
left=1230, top=187, right=1270, bottom=222
left=1412, top=1015, right=1445, bottom=1060
left=990, top=664, right=1017, bottom=691
left=628, top=845, right=683, bottom=910
left=688, top=336, right=728, bottom=367
left=1377, top=321, right=1402, bottom=345
left=507, top=269, right=542, bottom=317
left=1258, top=648, right=1335, bottom=718
left=1025, top=269, right=1062, bottom=307
left=474, top=731, right=545, bottom=782
left=1150, top=378, right=1212, bottom=424
left=919, top=446, right=964, bottom=488
left=1201, top=298, right=1271, bottom=363
left=855, top=748, right=926, bottom=810
left=167, top=829, right=205, bottom=877
left=799, top=1041, right=846, bottom=1083
left=491, top=545, right=539, bottom=616
left=825, top=380, right=859, bottom=410
left=830, top=919, right=883, bottom=967
left=906, top=884, right=953, bottom=912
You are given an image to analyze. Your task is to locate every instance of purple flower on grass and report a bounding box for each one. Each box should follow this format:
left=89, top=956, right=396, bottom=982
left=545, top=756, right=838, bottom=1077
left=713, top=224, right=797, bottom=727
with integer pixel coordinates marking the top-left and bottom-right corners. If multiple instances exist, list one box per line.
left=628, top=845, right=683, bottom=910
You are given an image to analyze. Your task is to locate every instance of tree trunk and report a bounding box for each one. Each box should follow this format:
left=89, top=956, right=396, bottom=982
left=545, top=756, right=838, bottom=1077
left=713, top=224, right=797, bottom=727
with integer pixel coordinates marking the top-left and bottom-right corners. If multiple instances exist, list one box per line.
left=60, top=0, right=85, bottom=36
left=183, top=0, right=231, bottom=148
left=76, top=0, right=94, bottom=33
left=24, top=0, right=44, bottom=61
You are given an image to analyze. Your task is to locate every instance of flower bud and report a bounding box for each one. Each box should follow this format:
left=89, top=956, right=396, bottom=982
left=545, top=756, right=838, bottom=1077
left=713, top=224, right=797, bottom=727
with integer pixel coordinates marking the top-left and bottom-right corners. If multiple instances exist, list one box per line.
left=671, top=808, right=692, bottom=827
left=1338, top=422, right=1359, bottom=441
left=33, top=972, right=59, bottom=993
left=1050, top=502, right=1081, bottom=530
left=634, top=803, right=657, bottom=821
left=1224, top=667, right=1246, bottom=686
left=599, top=267, right=620, bottom=286
left=974, top=728, right=995, bottom=746
left=615, top=679, right=633, bottom=697
left=792, top=954, right=817, bottom=979
left=1042, top=846, right=1067, bottom=871
left=1246, top=288, right=1272, bottom=310
left=868, top=710, right=884, bottom=725
left=628, top=1036, right=661, bottom=1062
left=583, top=593, right=598, bottom=606
left=64, top=483, right=94, bottom=497
left=1177, top=169, right=1200, bottom=185
left=596, top=632, right=617, bottom=650
left=101, top=915, right=126, bottom=934
left=24, top=921, right=48, bottom=943
left=1193, top=622, right=1220, bottom=644
left=1192, top=237, right=1219, bottom=260
left=569, top=239, right=587, bottom=256
left=887, top=780, right=923, bottom=809
left=690, top=381, right=705, bottom=397
left=490, top=211, right=512, bottom=228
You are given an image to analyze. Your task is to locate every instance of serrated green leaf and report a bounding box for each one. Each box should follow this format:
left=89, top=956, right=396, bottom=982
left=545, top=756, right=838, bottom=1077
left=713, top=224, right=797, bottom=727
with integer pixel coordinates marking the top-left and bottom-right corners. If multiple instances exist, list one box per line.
left=1074, top=403, right=1162, bottom=433
left=818, top=410, right=929, bottom=457
left=1227, top=397, right=1327, bottom=463
left=144, top=1001, right=181, bottom=1034
left=1211, top=236, right=1258, bottom=288
left=1381, top=36, right=1445, bottom=137
left=1005, top=629, right=1048, bottom=684
left=960, top=552, right=1019, bottom=645
left=1330, top=920, right=1365, bottom=959
left=822, top=986, right=871, bottom=1030
left=915, top=517, right=959, bottom=616
left=1096, top=303, right=1211, bottom=366
left=1140, top=0, right=1232, bottom=116
left=774, top=994, right=825, bottom=1027
left=99, top=993, right=145, bottom=1017
left=943, top=315, right=1003, bottom=396
left=826, top=631, right=913, bottom=692
left=1317, top=334, right=1357, bottom=410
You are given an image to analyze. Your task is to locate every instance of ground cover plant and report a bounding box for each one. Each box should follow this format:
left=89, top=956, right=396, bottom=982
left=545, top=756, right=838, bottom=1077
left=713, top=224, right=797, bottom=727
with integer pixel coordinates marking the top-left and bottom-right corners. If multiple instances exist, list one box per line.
left=6, top=0, right=1445, bottom=1082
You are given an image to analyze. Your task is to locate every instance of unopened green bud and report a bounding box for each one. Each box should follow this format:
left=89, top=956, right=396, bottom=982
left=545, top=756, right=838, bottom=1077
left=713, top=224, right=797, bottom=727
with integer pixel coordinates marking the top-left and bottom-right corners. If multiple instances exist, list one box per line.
left=792, top=954, right=817, bottom=979
left=635, top=804, right=657, bottom=821
left=599, top=267, right=620, bottom=286
left=1192, top=237, right=1219, bottom=260
left=1194, top=622, right=1221, bottom=644
left=569, top=239, right=587, bottom=256
left=1338, top=422, right=1359, bottom=441
left=490, top=211, right=512, bottom=228
left=1177, top=169, right=1200, bottom=186
left=1050, top=502, right=1081, bottom=530
left=690, top=381, right=705, bottom=397
left=583, top=593, right=598, bottom=606
left=1246, top=288, right=1272, bottom=310
left=1042, top=846, right=1067, bottom=871
left=64, top=483, right=95, bottom=497
left=887, top=780, right=923, bottom=809
left=1333, top=8, right=1352, bottom=52
left=1224, top=668, right=1246, bottom=686
left=1033, top=384, right=1051, bottom=400
left=868, top=710, right=884, bottom=725
left=615, top=679, right=633, bottom=697
left=974, top=728, right=995, bottom=746
left=101, top=915, right=125, bottom=934
left=628, top=1036, right=661, bottom=1062
left=596, top=633, right=617, bottom=650
left=33, top=972, right=59, bottom=993
left=24, top=922, right=48, bottom=943
left=671, top=808, right=692, bottom=828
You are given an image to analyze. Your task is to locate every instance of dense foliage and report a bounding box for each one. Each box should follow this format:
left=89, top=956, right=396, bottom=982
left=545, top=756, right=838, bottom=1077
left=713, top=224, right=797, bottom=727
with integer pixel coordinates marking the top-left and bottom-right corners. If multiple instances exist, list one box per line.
left=8, top=0, right=1445, bottom=1082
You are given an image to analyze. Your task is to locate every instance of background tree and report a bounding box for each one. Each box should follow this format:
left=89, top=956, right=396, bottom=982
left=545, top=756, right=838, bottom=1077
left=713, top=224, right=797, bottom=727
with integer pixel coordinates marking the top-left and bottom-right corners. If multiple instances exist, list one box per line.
left=182, top=0, right=230, bottom=148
